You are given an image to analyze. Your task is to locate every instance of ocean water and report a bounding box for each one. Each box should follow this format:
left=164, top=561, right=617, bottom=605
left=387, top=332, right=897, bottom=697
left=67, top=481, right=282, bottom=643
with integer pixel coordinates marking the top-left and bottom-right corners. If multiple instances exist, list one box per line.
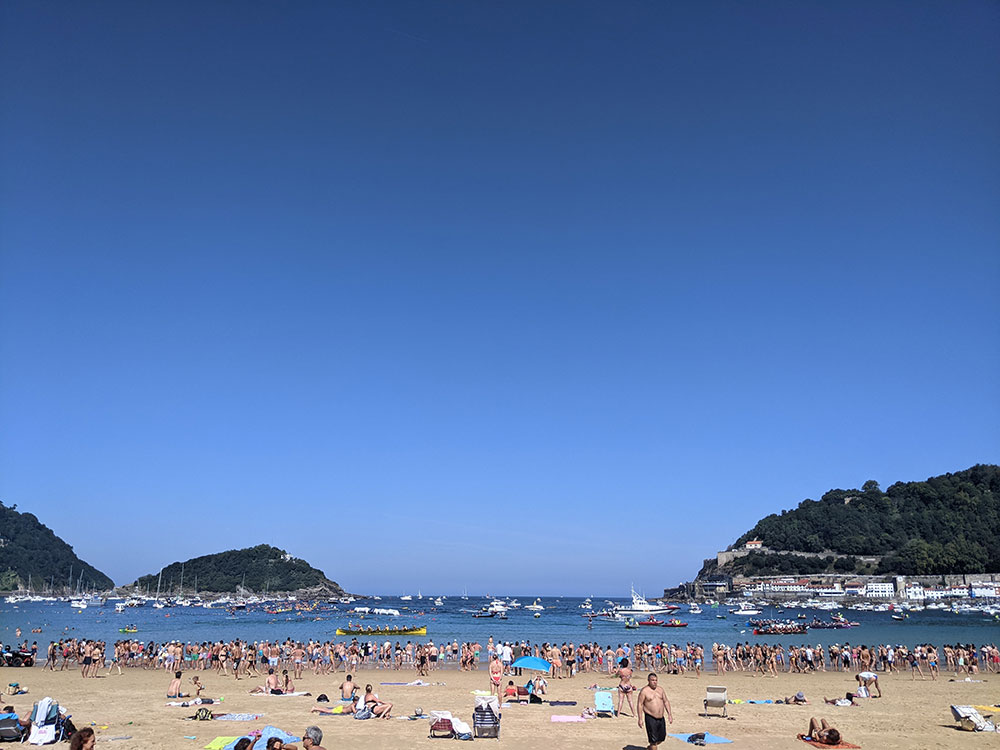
left=2, top=597, right=997, bottom=659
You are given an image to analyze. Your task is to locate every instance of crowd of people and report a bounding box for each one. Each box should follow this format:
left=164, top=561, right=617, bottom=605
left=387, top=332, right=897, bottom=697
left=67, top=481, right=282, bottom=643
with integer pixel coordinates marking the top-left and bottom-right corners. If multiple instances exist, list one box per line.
left=17, top=635, right=998, bottom=685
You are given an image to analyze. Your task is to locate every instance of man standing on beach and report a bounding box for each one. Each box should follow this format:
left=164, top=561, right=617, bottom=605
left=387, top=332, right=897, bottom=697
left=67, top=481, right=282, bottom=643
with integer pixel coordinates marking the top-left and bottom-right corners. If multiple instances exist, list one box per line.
left=637, top=673, right=672, bottom=750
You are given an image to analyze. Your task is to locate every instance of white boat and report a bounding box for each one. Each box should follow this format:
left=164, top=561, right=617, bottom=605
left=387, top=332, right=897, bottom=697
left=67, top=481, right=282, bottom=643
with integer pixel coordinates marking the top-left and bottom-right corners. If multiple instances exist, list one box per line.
left=689, top=604, right=703, bottom=614
left=611, top=587, right=678, bottom=617
left=70, top=599, right=87, bottom=609
left=399, top=594, right=412, bottom=601
left=114, top=602, right=127, bottom=613
left=579, top=598, right=593, bottom=609
left=525, top=598, right=545, bottom=611
left=433, top=598, right=444, bottom=606
left=487, top=599, right=508, bottom=614
left=732, top=608, right=762, bottom=616
left=506, top=599, right=521, bottom=609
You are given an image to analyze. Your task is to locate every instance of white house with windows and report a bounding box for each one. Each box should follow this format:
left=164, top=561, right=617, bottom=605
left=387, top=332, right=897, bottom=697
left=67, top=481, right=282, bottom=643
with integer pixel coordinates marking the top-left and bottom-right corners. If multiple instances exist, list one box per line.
left=904, top=583, right=925, bottom=600
left=864, top=581, right=895, bottom=598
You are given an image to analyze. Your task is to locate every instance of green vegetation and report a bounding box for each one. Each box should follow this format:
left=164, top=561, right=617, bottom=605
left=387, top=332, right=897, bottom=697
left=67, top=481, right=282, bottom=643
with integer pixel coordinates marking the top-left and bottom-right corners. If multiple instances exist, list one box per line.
left=726, top=464, right=1000, bottom=576
left=0, top=501, right=114, bottom=591
left=131, top=544, right=345, bottom=595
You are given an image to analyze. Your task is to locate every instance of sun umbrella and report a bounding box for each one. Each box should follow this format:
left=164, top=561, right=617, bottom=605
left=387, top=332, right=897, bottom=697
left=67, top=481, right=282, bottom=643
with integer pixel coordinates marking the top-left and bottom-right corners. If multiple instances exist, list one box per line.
left=511, top=655, right=552, bottom=672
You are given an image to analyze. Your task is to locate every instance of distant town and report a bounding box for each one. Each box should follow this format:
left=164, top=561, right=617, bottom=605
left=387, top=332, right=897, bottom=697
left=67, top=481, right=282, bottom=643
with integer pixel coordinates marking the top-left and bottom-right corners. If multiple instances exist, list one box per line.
left=672, top=538, right=1000, bottom=604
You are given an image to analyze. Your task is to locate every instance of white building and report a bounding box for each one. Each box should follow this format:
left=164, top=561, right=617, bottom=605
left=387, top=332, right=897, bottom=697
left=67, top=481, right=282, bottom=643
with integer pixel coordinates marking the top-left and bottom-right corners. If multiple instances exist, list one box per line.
left=864, top=581, right=895, bottom=598
left=904, top=583, right=925, bottom=601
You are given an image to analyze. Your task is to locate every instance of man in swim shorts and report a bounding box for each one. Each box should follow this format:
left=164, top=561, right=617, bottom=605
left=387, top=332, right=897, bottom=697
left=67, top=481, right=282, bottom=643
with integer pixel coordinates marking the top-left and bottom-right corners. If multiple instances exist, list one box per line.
left=637, top=672, right=672, bottom=750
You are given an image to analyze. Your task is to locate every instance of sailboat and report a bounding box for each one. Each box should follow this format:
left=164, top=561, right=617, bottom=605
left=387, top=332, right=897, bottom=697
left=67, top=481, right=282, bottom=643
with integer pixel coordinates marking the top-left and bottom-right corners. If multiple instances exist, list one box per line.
left=525, top=598, right=544, bottom=611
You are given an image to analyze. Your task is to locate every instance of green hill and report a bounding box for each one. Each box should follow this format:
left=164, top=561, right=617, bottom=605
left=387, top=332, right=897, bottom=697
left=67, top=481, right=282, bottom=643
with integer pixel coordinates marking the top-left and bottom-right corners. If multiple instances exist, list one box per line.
left=705, top=464, right=1000, bottom=577
left=0, top=501, right=114, bottom=591
left=131, top=544, right=346, bottom=595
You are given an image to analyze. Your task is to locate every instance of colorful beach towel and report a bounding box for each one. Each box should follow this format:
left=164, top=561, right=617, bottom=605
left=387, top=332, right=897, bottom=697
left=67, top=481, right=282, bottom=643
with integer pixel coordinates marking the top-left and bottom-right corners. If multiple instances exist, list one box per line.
left=222, top=726, right=300, bottom=750
left=203, top=737, right=238, bottom=750
left=213, top=714, right=262, bottom=721
left=798, top=734, right=860, bottom=749
left=669, top=733, right=733, bottom=744
left=551, top=715, right=587, bottom=722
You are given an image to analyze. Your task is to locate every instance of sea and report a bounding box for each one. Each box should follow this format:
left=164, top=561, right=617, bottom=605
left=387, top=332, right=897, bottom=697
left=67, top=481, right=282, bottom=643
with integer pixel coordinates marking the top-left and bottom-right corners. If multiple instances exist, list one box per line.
left=2, top=597, right=997, bottom=659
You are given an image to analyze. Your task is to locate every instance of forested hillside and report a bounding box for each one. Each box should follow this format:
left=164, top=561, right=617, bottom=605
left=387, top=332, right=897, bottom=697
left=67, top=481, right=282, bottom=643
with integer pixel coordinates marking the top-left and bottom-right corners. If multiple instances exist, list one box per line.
left=0, top=502, right=114, bottom=591
left=132, top=544, right=345, bottom=595
left=720, top=465, right=999, bottom=576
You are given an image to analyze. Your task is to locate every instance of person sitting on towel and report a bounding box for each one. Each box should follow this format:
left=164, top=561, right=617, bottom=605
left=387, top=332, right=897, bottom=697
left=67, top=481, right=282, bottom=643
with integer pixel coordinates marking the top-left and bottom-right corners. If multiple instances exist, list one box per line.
left=804, top=717, right=842, bottom=745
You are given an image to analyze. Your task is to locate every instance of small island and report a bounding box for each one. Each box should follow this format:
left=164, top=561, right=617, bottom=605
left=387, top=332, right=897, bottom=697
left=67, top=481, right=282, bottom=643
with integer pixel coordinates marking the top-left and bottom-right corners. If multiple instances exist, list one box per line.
left=129, top=544, right=348, bottom=598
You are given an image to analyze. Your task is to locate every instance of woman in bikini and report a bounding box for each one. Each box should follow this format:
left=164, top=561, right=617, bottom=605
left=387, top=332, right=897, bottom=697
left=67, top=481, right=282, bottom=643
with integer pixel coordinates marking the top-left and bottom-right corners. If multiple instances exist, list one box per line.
left=488, top=655, right=504, bottom=699
left=363, top=684, right=393, bottom=719
left=616, top=657, right=636, bottom=717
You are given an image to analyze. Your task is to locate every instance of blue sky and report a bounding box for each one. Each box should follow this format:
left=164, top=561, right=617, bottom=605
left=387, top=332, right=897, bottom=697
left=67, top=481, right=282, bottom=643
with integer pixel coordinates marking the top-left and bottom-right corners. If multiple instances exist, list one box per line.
left=1, top=1, right=998, bottom=596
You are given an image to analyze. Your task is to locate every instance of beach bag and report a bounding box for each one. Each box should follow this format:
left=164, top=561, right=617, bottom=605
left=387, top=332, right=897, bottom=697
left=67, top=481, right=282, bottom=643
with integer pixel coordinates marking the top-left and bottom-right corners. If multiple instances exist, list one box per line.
left=855, top=685, right=870, bottom=698
left=354, top=706, right=373, bottom=720
left=195, top=708, right=213, bottom=721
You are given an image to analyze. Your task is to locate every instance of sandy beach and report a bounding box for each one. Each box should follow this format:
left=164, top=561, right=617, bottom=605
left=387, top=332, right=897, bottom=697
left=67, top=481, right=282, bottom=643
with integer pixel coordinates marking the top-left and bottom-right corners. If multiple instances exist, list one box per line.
left=2, top=664, right=996, bottom=749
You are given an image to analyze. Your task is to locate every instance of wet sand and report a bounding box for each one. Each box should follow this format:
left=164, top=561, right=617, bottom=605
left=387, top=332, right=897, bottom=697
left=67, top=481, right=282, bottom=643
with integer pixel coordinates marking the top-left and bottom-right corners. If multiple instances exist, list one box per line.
left=2, top=664, right=996, bottom=748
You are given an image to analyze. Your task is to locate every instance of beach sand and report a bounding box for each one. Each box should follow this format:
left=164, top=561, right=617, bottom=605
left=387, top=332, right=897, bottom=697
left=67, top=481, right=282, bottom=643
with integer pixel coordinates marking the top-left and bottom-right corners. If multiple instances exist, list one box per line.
left=2, top=665, right=996, bottom=748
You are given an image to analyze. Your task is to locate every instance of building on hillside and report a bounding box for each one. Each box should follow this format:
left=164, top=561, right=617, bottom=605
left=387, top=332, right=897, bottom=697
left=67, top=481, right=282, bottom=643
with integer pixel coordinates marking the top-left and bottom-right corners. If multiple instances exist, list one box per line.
left=744, top=540, right=763, bottom=550
left=904, top=583, right=925, bottom=600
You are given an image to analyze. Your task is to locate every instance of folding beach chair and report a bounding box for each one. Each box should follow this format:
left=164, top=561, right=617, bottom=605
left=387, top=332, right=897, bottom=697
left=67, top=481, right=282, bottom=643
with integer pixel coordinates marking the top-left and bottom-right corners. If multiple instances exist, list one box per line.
left=951, top=705, right=995, bottom=732
left=703, top=686, right=728, bottom=718
left=428, top=710, right=456, bottom=738
left=473, top=695, right=501, bottom=738
left=26, top=697, right=70, bottom=745
left=0, top=712, right=24, bottom=743
left=594, top=690, right=616, bottom=717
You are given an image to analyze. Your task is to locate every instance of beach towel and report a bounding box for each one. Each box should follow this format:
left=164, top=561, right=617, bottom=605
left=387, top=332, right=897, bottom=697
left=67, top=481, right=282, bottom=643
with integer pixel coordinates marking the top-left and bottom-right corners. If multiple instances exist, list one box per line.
left=203, top=737, right=238, bottom=749
left=222, top=726, right=300, bottom=750
left=669, top=733, right=733, bottom=744
left=470, top=690, right=491, bottom=696
left=551, top=715, right=587, bottom=722
left=250, top=691, right=310, bottom=697
left=549, top=701, right=577, bottom=706
left=798, top=734, right=860, bottom=749
left=213, top=714, right=262, bottom=721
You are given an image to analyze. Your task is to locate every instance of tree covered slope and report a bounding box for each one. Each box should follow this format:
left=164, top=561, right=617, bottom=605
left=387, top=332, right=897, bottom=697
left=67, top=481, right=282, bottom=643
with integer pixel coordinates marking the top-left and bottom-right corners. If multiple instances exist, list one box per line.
left=729, top=464, right=999, bottom=575
left=131, top=544, right=345, bottom=595
left=0, top=501, right=114, bottom=591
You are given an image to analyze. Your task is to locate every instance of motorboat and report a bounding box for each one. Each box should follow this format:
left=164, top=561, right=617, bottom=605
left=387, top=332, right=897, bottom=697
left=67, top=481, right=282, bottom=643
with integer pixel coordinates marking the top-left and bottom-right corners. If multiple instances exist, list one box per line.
left=612, top=587, right=678, bottom=617
left=525, top=598, right=545, bottom=611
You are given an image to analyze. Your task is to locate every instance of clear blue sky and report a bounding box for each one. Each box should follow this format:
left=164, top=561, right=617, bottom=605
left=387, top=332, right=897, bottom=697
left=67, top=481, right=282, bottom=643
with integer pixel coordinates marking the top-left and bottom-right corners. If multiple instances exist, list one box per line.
left=1, top=1, right=998, bottom=596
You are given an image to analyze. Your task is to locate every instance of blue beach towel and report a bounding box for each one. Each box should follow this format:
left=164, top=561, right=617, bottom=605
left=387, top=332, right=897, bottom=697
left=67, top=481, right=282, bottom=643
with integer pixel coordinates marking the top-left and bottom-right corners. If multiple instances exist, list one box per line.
left=669, top=733, right=733, bottom=744
left=223, top=726, right=300, bottom=750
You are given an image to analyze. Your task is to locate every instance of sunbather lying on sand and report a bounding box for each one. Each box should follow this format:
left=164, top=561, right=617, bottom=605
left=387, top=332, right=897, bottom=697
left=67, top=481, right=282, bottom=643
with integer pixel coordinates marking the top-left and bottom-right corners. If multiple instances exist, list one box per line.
left=803, top=717, right=842, bottom=745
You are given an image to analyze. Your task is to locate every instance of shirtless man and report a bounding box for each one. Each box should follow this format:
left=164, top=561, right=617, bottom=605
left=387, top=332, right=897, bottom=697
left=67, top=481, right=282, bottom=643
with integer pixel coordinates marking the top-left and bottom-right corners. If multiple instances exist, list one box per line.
left=167, top=671, right=188, bottom=699
left=339, top=675, right=359, bottom=702
left=637, top=673, right=672, bottom=750
left=249, top=667, right=282, bottom=694
left=616, top=657, right=636, bottom=717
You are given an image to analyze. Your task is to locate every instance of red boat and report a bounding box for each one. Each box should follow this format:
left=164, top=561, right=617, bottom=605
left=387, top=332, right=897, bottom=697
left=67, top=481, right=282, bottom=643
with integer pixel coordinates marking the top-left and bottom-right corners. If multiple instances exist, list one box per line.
left=637, top=618, right=664, bottom=626
left=661, top=619, right=689, bottom=627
